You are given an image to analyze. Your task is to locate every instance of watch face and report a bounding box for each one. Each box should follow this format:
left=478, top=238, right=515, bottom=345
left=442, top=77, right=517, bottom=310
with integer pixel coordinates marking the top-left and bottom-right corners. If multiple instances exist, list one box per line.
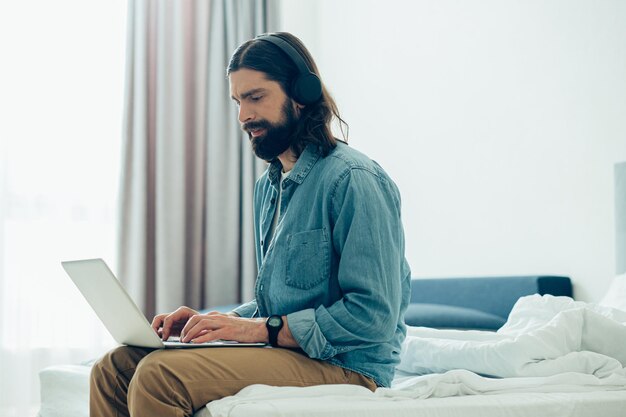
left=268, top=316, right=282, bottom=327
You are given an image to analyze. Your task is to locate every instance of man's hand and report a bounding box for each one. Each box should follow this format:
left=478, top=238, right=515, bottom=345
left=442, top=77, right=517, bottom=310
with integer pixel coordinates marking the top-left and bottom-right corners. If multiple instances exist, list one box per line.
left=179, top=311, right=267, bottom=343
left=151, top=306, right=200, bottom=341
left=152, top=307, right=300, bottom=347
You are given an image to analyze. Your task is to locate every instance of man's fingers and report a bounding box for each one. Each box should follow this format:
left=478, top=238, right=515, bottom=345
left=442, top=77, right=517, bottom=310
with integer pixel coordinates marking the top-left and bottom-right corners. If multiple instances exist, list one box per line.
left=187, top=328, right=226, bottom=344
left=181, top=316, right=220, bottom=343
left=161, top=313, right=181, bottom=340
left=150, top=314, right=166, bottom=334
left=180, top=315, right=203, bottom=342
left=152, top=307, right=207, bottom=341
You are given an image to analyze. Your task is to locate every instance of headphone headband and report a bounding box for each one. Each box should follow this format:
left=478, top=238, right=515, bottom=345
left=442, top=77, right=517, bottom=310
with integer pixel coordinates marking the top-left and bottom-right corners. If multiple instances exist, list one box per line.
left=255, top=34, right=322, bottom=105
left=256, top=35, right=312, bottom=75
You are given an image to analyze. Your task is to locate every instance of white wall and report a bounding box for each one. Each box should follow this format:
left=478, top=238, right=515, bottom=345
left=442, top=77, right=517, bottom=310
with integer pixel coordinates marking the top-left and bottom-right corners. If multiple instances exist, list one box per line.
left=280, top=0, right=626, bottom=302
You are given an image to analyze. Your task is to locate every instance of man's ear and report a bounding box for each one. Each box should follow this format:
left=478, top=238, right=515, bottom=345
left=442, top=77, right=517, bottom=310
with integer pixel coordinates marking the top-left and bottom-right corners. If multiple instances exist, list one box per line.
left=293, top=101, right=305, bottom=116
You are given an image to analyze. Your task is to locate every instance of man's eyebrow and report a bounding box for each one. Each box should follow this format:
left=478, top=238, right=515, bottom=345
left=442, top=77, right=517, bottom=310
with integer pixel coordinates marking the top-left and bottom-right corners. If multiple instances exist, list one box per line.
left=231, top=88, right=267, bottom=101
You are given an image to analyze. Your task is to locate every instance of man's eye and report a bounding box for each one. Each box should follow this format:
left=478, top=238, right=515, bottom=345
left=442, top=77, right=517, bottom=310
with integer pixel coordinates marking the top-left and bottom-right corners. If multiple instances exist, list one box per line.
left=251, top=96, right=262, bottom=102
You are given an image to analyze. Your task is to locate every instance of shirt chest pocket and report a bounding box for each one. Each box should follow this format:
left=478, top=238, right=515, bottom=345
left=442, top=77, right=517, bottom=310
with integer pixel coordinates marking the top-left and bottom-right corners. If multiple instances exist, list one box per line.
left=285, top=228, right=330, bottom=289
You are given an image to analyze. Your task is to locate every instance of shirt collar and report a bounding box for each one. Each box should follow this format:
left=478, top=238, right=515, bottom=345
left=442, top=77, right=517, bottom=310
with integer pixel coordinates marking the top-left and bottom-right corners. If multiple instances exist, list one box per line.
left=268, top=144, right=321, bottom=186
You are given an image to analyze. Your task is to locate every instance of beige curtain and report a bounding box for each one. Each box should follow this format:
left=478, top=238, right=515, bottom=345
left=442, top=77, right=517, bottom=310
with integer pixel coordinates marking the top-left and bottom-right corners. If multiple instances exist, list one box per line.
left=119, top=0, right=278, bottom=318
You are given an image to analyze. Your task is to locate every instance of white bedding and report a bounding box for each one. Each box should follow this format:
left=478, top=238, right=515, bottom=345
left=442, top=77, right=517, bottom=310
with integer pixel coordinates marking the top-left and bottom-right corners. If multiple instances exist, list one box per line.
left=39, top=295, right=626, bottom=417
left=206, top=368, right=626, bottom=416
left=39, top=364, right=626, bottom=417
left=398, top=294, right=626, bottom=380
left=206, top=294, right=626, bottom=416
left=204, top=386, right=626, bottom=417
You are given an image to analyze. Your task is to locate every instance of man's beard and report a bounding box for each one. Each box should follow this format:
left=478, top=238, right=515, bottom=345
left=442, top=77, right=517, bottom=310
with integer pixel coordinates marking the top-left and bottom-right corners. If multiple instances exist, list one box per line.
left=242, top=100, right=298, bottom=162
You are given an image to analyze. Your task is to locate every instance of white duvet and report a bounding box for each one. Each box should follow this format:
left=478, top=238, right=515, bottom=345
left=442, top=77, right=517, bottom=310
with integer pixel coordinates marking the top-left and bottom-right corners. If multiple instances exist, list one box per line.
left=398, top=294, right=626, bottom=379
left=207, top=295, right=626, bottom=416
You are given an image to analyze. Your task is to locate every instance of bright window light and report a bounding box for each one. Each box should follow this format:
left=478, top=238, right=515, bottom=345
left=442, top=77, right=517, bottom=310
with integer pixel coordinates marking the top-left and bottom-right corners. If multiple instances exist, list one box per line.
left=0, top=0, right=126, bottom=413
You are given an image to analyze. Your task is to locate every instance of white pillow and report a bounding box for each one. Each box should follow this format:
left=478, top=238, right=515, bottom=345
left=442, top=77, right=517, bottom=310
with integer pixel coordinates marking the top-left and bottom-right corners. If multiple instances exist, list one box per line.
left=599, top=273, right=626, bottom=311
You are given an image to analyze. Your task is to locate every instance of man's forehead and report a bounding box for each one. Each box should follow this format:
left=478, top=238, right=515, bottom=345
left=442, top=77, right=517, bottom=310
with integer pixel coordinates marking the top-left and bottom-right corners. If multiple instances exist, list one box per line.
left=229, top=68, right=276, bottom=98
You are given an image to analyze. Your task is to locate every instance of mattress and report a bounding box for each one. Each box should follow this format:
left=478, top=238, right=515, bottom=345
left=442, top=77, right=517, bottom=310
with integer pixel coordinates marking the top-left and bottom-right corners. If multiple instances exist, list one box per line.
left=204, top=391, right=626, bottom=417
left=38, top=363, right=626, bottom=417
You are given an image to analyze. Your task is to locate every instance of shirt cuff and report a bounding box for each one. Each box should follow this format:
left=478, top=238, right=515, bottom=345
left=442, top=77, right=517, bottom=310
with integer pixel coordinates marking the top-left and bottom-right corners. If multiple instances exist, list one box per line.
left=232, top=300, right=258, bottom=318
left=287, top=308, right=336, bottom=360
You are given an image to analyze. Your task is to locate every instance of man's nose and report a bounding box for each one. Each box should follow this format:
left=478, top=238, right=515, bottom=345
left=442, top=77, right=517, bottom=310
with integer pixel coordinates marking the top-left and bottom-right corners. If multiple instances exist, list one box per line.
left=238, top=103, right=254, bottom=124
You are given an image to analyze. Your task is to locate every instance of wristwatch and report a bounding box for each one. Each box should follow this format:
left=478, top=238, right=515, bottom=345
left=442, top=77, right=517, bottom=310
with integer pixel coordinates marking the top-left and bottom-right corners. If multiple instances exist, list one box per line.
left=266, top=315, right=284, bottom=347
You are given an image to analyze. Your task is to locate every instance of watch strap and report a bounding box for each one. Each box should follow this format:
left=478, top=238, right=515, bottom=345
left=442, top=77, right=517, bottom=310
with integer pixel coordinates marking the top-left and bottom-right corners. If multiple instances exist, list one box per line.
left=266, top=315, right=283, bottom=347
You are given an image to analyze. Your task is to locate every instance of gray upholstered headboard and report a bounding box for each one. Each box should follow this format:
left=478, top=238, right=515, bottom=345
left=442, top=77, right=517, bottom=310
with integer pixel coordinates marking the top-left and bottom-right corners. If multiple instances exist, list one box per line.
left=405, top=275, right=572, bottom=330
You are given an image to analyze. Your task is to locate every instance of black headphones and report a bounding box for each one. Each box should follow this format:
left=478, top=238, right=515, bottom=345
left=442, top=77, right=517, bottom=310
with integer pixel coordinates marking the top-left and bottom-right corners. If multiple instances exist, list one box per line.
left=255, top=34, right=323, bottom=105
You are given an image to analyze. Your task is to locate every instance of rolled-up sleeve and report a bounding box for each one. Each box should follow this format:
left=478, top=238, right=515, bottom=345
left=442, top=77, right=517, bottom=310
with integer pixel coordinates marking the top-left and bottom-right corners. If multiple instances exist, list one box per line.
left=232, top=299, right=258, bottom=318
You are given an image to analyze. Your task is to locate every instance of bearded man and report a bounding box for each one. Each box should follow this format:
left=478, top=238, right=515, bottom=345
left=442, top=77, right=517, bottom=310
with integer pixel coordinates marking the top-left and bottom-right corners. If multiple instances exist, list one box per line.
left=90, top=32, right=411, bottom=417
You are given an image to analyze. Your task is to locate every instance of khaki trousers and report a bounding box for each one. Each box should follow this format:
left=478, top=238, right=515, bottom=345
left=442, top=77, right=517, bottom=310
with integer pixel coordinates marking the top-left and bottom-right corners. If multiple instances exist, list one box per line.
left=90, top=345, right=377, bottom=417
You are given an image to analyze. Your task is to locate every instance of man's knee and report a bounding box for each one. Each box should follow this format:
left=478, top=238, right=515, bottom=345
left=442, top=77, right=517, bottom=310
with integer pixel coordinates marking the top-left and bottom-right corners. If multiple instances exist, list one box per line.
left=127, top=352, right=193, bottom=414
left=129, top=353, right=169, bottom=387
left=91, top=346, right=148, bottom=393
left=91, top=346, right=122, bottom=387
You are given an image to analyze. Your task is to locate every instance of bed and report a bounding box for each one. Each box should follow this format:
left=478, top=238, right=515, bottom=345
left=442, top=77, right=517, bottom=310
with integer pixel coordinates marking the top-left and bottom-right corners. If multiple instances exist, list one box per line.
left=38, top=274, right=626, bottom=417
left=37, top=363, right=626, bottom=417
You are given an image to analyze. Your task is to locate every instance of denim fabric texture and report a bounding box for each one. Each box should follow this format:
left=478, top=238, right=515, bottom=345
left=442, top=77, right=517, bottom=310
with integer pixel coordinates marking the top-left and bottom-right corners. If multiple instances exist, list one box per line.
left=233, top=141, right=411, bottom=387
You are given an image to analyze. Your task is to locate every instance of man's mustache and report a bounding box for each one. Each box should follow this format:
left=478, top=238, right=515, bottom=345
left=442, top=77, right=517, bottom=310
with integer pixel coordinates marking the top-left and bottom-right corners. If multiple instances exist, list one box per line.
left=242, top=120, right=271, bottom=133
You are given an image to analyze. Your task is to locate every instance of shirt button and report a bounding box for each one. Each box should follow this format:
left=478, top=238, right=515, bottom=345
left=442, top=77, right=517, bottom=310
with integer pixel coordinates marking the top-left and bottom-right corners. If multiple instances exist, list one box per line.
left=261, top=240, right=264, bottom=246
left=270, top=198, right=276, bottom=204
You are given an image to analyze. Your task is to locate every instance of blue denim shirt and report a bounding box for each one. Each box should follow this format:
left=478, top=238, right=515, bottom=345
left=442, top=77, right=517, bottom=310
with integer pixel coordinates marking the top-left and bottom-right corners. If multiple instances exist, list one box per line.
left=233, top=142, right=411, bottom=387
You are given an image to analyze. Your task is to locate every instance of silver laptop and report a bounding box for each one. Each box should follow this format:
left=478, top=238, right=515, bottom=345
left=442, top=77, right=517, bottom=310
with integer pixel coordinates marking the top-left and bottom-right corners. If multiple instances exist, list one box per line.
left=61, top=258, right=266, bottom=349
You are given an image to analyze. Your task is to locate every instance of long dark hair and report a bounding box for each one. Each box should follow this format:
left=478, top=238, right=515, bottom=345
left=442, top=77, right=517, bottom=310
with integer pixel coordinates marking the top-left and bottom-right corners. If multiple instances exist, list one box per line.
left=227, top=32, right=348, bottom=157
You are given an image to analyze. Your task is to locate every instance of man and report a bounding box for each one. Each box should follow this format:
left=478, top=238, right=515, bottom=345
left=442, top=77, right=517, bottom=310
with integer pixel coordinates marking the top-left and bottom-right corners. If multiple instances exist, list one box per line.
left=91, top=32, right=411, bottom=417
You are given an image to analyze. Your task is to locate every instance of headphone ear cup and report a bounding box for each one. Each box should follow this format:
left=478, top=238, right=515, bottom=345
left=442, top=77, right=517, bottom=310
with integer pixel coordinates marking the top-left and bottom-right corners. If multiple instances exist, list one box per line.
left=292, top=72, right=322, bottom=105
